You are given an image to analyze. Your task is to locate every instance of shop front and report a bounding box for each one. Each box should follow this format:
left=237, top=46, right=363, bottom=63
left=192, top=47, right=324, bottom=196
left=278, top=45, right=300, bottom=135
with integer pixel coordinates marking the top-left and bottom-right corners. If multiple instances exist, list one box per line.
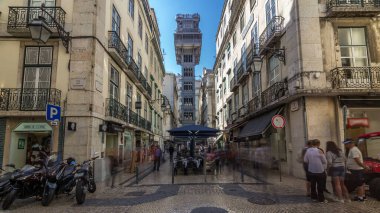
left=103, top=122, right=124, bottom=166
left=10, top=122, right=54, bottom=169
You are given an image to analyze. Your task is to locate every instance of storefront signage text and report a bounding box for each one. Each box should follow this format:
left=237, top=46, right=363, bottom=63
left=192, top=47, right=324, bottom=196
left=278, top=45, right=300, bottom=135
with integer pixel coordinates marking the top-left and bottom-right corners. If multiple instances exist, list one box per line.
left=347, top=118, right=369, bottom=128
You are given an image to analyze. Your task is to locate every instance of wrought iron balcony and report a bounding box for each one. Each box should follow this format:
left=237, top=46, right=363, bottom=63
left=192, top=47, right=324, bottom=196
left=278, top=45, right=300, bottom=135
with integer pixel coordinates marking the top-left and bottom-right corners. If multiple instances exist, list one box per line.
left=261, top=82, right=288, bottom=107
left=126, top=56, right=140, bottom=80
left=0, top=88, right=61, bottom=111
left=108, top=31, right=128, bottom=68
left=231, top=110, right=238, bottom=122
left=8, top=7, right=66, bottom=34
left=106, top=98, right=152, bottom=131
left=326, top=0, right=380, bottom=17
left=330, top=66, right=380, bottom=89
left=238, top=104, right=248, bottom=118
left=259, top=16, right=285, bottom=53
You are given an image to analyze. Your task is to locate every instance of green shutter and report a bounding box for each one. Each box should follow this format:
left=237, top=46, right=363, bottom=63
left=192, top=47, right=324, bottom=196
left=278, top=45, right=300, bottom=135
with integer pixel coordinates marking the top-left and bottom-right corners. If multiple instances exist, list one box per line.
left=0, top=118, right=6, bottom=168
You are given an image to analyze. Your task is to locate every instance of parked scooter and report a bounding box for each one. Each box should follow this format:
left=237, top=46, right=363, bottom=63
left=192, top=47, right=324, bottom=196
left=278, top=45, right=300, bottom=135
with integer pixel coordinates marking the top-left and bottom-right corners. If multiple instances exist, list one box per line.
left=2, top=152, right=53, bottom=210
left=41, top=157, right=77, bottom=206
left=75, top=156, right=99, bottom=204
left=0, top=164, right=18, bottom=202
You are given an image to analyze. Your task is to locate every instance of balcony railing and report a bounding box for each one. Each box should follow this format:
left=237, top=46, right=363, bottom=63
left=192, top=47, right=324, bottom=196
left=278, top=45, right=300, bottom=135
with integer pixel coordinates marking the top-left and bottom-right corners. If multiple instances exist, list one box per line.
left=106, top=98, right=151, bottom=131
left=231, top=110, right=238, bottom=122
left=238, top=104, right=248, bottom=118
left=330, top=66, right=380, bottom=89
left=0, top=88, right=61, bottom=111
left=259, top=16, right=284, bottom=52
left=261, top=82, right=288, bottom=107
left=230, top=76, right=239, bottom=92
left=108, top=31, right=128, bottom=63
left=327, top=0, right=380, bottom=17
left=8, top=7, right=66, bottom=33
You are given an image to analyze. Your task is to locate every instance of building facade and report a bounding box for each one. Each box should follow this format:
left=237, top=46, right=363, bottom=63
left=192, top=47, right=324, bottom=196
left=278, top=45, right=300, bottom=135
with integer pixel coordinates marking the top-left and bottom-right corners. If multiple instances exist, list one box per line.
left=162, top=73, right=179, bottom=142
left=214, top=0, right=380, bottom=178
left=200, top=68, right=216, bottom=128
left=0, top=0, right=165, bottom=180
left=174, top=14, right=202, bottom=126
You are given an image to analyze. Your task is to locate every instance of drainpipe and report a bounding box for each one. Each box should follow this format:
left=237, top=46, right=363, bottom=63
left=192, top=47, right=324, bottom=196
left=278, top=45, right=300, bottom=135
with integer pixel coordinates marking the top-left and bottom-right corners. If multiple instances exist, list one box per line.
left=303, top=96, right=308, bottom=144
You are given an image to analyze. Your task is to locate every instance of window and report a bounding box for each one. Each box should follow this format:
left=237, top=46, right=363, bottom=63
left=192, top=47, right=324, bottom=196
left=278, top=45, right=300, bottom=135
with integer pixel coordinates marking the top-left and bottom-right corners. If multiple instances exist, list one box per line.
left=252, top=73, right=261, bottom=97
left=129, top=0, right=134, bottom=19
left=184, top=82, right=193, bottom=91
left=30, top=0, right=55, bottom=6
left=227, top=42, right=231, bottom=60
left=251, top=23, right=259, bottom=54
left=184, top=112, right=193, bottom=120
left=338, top=27, right=368, bottom=67
left=184, top=97, right=193, bottom=106
left=128, top=34, right=134, bottom=58
left=138, top=15, right=143, bottom=39
left=234, top=91, right=239, bottom=112
left=137, top=93, right=141, bottom=116
left=228, top=100, right=232, bottom=119
left=242, top=82, right=249, bottom=105
left=240, top=11, right=245, bottom=33
left=144, top=67, right=148, bottom=78
left=268, top=56, right=281, bottom=85
left=109, top=66, right=119, bottom=100
left=23, top=46, right=53, bottom=108
left=265, top=0, right=276, bottom=24
left=112, top=6, right=121, bottom=35
left=145, top=34, right=149, bottom=53
left=223, top=81, right=226, bottom=94
left=126, top=82, right=133, bottom=110
left=138, top=53, right=142, bottom=70
left=183, top=55, right=193, bottom=63
left=144, top=101, right=148, bottom=120
left=184, top=68, right=193, bottom=77
left=250, top=0, right=256, bottom=10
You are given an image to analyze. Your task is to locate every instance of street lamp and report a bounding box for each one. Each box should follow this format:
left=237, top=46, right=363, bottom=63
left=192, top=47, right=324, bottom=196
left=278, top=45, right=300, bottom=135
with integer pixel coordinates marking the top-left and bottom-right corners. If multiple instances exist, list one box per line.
left=29, top=17, right=52, bottom=43
left=27, top=5, right=71, bottom=53
left=253, top=55, right=263, bottom=73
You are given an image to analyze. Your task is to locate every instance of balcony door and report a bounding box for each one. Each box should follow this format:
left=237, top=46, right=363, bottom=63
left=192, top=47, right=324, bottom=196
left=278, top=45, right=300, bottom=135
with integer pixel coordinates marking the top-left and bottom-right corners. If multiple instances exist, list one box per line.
left=30, top=0, right=56, bottom=7
left=265, top=0, right=276, bottom=24
left=241, top=43, right=247, bottom=71
left=22, top=46, right=53, bottom=110
left=268, top=56, right=281, bottom=86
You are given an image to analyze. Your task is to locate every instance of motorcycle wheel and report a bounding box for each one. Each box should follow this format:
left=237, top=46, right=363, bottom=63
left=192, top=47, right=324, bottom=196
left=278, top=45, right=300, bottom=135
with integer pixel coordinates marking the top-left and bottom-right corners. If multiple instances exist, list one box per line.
left=2, top=189, right=17, bottom=210
left=88, top=180, right=96, bottom=193
left=75, top=180, right=86, bottom=205
left=41, top=185, right=55, bottom=206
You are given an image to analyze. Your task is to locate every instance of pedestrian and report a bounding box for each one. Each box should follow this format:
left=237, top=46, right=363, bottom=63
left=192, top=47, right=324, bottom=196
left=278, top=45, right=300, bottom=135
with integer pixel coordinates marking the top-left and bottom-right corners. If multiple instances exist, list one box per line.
left=153, top=145, right=162, bottom=171
left=313, top=139, right=330, bottom=194
left=297, top=140, right=312, bottom=197
left=169, top=145, right=174, bottom=162
left=344, top=139, right=370, bottom=202
left=304, top=139, right=328, bottom=203
left=326, top=141, right=350, bottom=203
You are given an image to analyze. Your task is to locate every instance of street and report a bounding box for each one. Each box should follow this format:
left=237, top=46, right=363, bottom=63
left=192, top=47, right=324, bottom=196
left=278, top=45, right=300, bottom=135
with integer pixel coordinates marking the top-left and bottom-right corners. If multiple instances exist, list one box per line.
left=4, top=159, right=380, bottom=213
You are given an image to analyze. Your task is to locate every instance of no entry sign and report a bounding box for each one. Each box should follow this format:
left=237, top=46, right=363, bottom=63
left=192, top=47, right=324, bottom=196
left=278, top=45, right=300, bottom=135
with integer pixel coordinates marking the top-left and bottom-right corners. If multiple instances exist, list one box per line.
left=272, top=115, right=286, bottom=129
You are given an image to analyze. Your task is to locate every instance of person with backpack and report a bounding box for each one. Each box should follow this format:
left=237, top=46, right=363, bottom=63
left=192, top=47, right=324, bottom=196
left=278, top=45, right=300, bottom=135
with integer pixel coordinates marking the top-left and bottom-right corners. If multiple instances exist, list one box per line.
left=153, top=145, right=162, bottom=171
left=326, top=141, right=350, bottom=203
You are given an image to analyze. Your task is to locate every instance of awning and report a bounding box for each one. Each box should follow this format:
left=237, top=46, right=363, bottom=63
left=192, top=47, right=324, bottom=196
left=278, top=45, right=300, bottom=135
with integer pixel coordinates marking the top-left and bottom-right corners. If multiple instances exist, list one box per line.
left=13, top=123, right=52, bottom=132
left=238, top=108, right=282, bottom=139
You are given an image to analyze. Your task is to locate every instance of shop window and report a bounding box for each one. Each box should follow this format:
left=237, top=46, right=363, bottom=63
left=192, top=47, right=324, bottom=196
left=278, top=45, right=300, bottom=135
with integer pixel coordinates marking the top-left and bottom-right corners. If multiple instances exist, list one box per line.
left=109, top=66, right=119, bottom=100
left=112, top=6, right=121, bottom=35
left=338, top=27, right=368, bottom=67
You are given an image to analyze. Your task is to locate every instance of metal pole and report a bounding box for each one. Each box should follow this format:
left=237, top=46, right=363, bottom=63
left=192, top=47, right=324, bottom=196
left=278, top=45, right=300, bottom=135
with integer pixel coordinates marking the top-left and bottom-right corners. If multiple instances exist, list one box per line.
left=172, top=161, right=174, bottom=184
left=135, top=165, right=139, bottom=185
left=278, top=138, right=282, bottom=182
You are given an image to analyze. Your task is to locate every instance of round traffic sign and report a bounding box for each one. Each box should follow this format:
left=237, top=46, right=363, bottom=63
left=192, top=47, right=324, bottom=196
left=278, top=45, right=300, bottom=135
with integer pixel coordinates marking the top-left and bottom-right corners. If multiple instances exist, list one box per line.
left=271, top=115, right=286, bottom=129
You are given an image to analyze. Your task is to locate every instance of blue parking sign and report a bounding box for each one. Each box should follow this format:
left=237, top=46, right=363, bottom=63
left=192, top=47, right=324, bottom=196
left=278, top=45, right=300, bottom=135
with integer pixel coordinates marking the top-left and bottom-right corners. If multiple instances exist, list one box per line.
left=46, top=104, right=61, bottom=122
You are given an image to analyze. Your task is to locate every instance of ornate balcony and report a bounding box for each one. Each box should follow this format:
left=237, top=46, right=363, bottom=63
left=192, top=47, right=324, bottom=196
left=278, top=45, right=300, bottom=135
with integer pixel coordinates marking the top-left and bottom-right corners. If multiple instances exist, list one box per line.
left=0, top=88, right=61, bottom=111
left=261, top=82, right=288, bottom=107
left=8, top=7, right=66, bottom=35
left=106, top=98, right=152, bottom=132
left=259, top=16, right=285, bottom=54
left=238, top=104, right=248, bottom=118
left=330, top=66, right=380, bottom=89
left=247, top=95, right=262, bottom=113
left=326, top=0, right=380, bottom=17
left=108, top=31, right=128, bottom=69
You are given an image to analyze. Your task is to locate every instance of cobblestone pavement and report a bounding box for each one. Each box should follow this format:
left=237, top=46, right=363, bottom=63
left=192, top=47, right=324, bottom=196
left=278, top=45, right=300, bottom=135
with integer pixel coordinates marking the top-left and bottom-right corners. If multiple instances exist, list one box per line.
left=3, top=161, right=380, bottom=212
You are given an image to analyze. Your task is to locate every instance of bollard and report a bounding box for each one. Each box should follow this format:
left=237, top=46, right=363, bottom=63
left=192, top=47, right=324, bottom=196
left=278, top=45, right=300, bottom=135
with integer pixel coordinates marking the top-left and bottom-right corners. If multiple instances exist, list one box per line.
left=135, top=166, right=139, bottom=185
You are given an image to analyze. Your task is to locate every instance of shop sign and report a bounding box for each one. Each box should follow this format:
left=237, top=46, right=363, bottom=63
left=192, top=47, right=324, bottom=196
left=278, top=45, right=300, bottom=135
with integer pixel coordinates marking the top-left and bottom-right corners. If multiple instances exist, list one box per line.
left=347, top=118, right=369, bottom=128
left=107, top=123, right=124, bottom=133
left=14, top=123, right=52, bottom=132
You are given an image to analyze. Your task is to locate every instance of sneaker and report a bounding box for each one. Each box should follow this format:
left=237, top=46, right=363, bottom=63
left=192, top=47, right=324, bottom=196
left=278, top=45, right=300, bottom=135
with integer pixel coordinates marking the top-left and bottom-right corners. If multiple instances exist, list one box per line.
left=353, top=197, right=365, bottom=202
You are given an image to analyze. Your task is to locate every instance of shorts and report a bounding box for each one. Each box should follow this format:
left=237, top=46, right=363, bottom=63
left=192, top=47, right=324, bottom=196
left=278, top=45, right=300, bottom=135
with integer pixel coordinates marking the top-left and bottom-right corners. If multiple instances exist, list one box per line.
left=349, top=169, right=365, bottom=187
left=331, top=166, right=345, bottom=177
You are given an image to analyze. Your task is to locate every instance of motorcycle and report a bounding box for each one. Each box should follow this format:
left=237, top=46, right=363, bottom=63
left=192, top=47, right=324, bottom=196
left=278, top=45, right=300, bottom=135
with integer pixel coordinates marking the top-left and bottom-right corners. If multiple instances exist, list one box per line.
left=41, top=158, right=77, bottom=206
left=2, top=152, right=53, bottom=210
left=0, top=164, right=18, bottom=202
left=74, top=156, right=99, bottom=204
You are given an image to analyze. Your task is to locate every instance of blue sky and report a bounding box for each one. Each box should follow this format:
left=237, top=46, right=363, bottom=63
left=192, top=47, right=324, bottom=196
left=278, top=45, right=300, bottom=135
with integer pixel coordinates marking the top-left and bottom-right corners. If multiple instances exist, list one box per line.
left=149, top=0, right=224, bottom=77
